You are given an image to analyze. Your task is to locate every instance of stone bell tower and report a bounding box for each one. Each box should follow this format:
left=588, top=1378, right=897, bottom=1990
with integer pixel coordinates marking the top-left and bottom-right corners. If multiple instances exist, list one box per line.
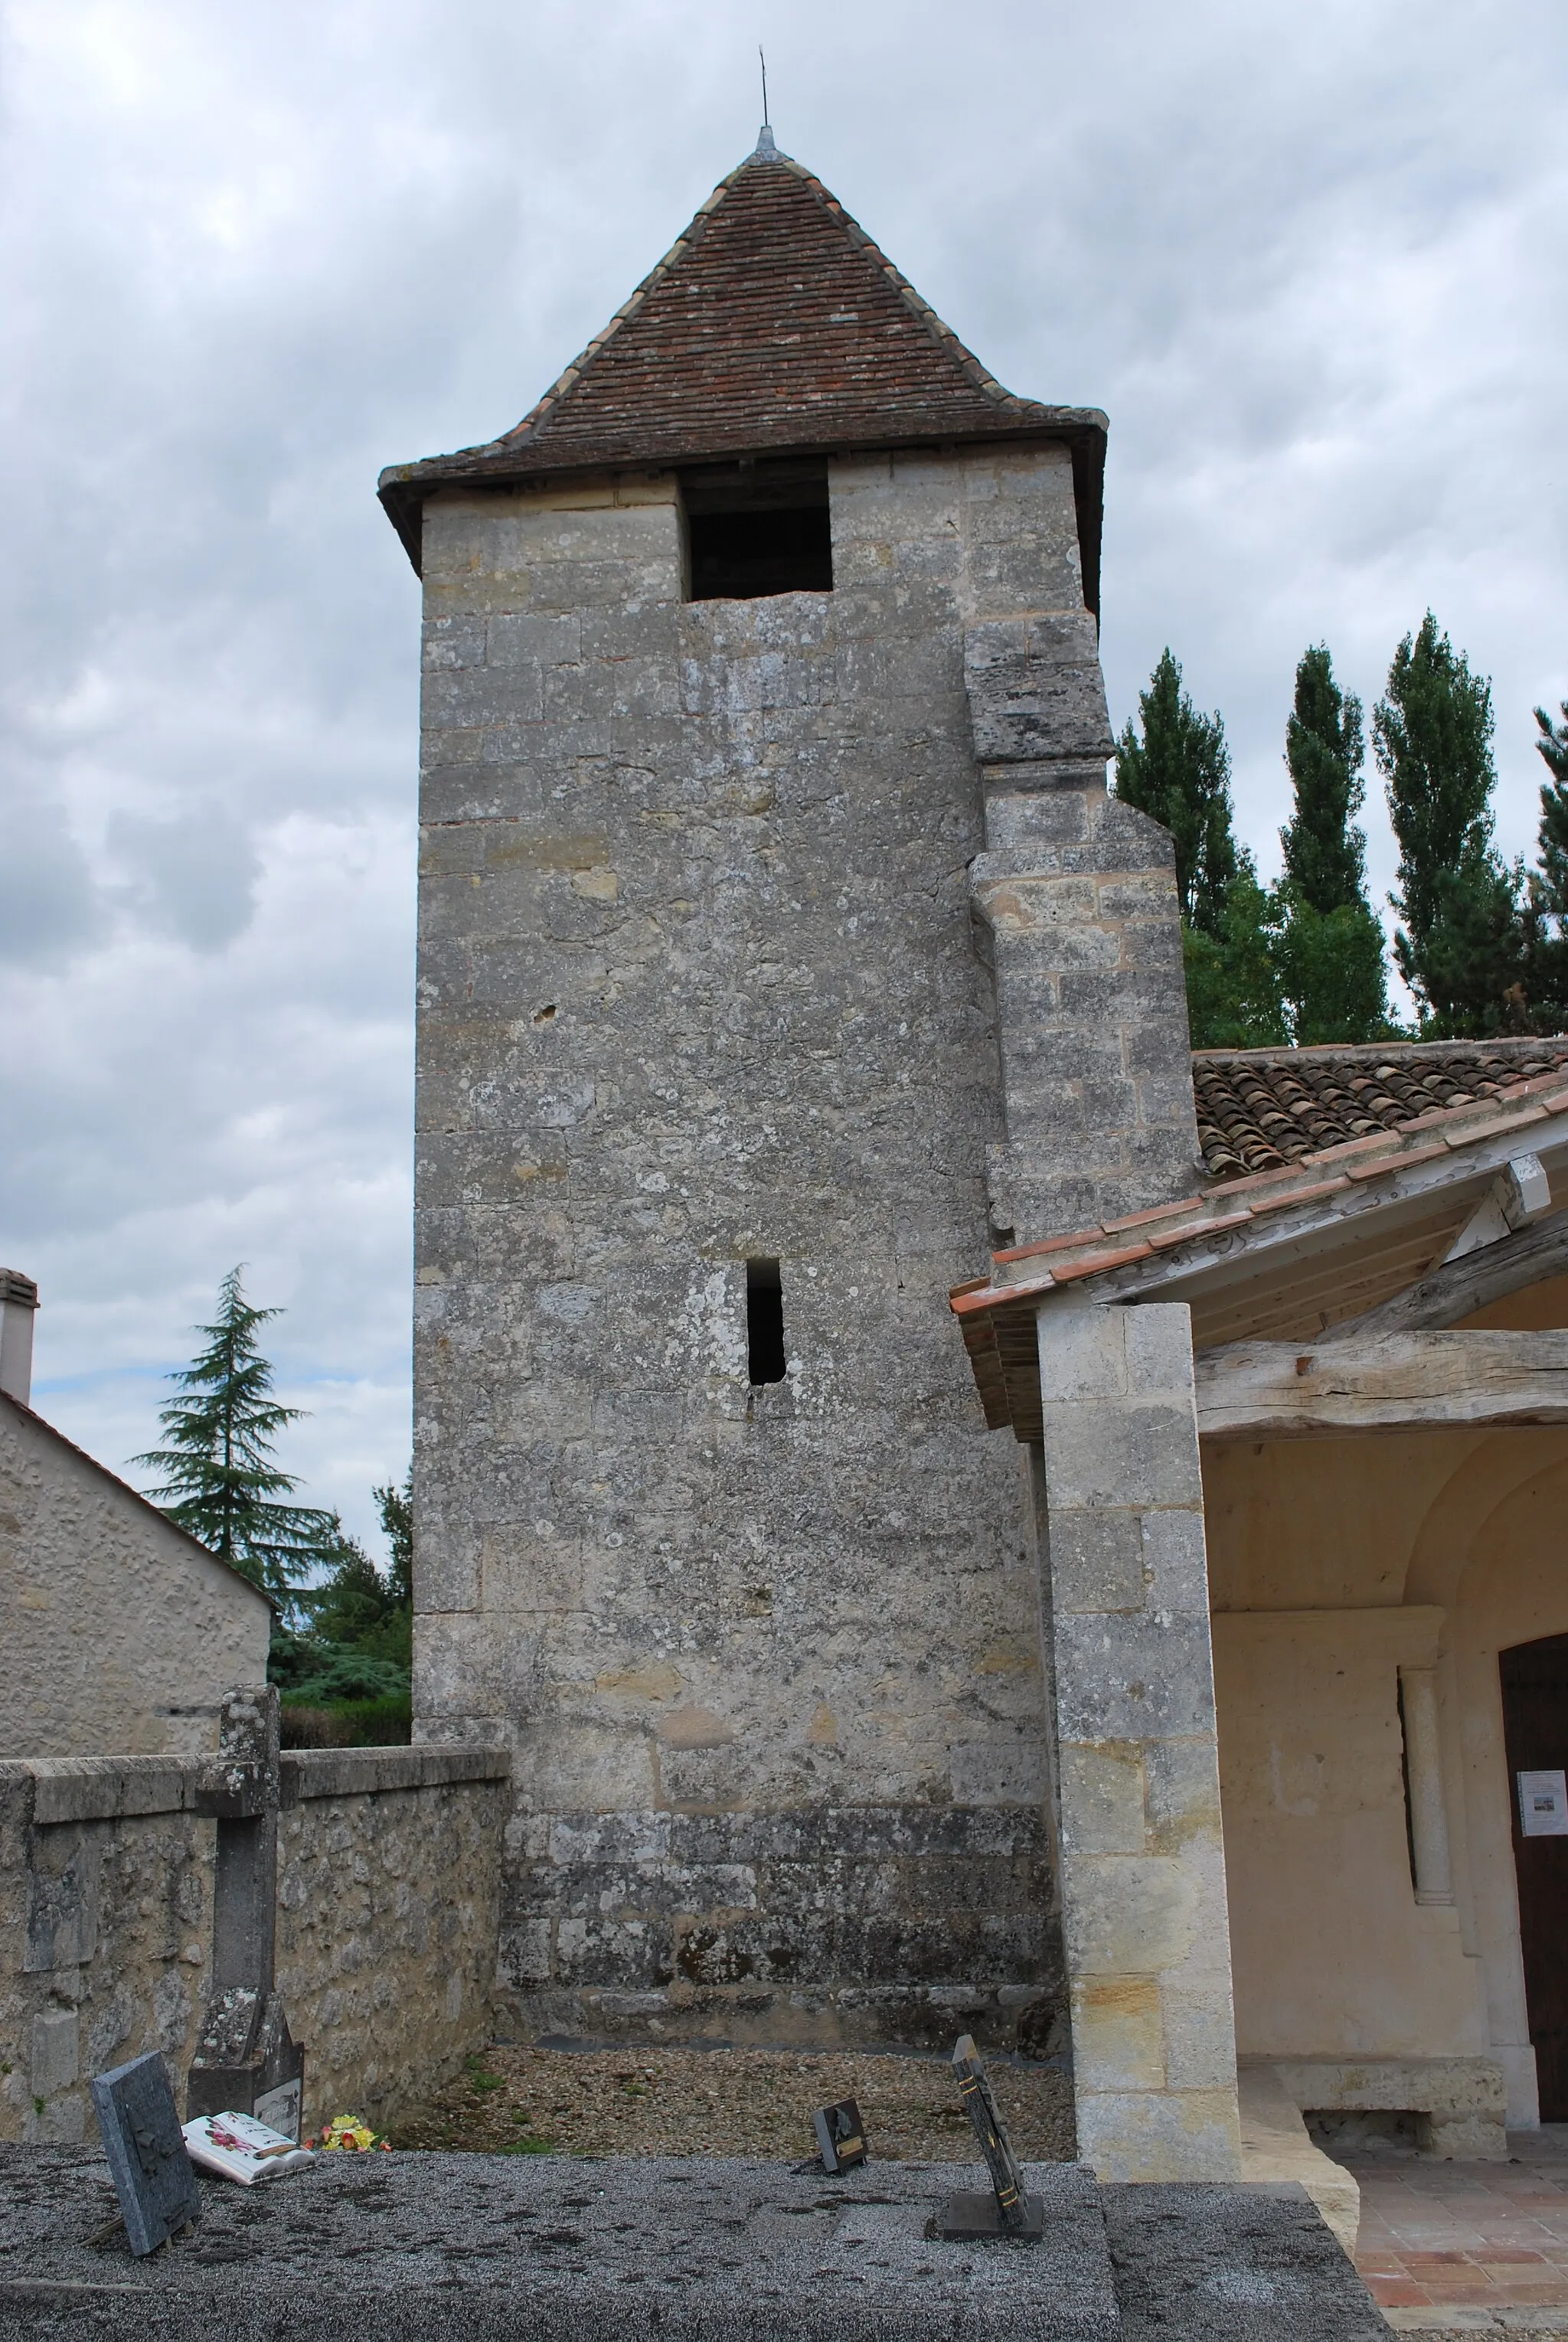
left=379, top=130, right=1199, bottom=2062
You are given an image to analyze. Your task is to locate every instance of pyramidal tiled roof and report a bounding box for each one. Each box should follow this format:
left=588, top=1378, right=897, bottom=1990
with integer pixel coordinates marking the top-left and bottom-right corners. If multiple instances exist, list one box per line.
left=379, top=136, right=1106, bottom=583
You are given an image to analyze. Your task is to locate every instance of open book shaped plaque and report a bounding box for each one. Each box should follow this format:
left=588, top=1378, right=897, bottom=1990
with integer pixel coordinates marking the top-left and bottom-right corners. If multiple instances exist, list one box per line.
left=182, top=2111, right=315, bottom=2186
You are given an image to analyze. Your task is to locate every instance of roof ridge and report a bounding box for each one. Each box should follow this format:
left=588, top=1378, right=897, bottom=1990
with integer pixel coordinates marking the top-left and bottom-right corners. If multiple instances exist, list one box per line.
left=1194, top=1037, right=1568, bottom=1063
left=766, top=151, right=1031, bottom=419
left=1, top=1388, right=276, bottom=1609
left=489, top=154, right=750, bottom=456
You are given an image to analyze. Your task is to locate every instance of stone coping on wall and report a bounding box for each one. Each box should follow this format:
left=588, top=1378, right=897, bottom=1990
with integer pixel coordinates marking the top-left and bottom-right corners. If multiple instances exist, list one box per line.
left=0, top=1744, right=510, bottom=1827
left=282, top=1745, right=511, bottom=1801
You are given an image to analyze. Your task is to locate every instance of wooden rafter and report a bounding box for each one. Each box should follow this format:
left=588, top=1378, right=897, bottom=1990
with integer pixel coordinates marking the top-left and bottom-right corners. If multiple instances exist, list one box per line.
left=1320, top=1208, right=1568, bottom=1341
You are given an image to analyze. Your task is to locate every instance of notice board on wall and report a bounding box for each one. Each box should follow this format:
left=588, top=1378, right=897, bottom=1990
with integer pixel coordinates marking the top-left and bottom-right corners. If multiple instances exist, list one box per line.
left=1518, top=1769, right=1568, bottom=1837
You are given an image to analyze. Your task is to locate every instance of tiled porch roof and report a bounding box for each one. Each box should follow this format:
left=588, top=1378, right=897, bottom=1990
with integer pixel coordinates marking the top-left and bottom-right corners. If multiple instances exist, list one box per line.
left=1195, top=1040, right=1568, bottom=1181
left=951, top=1060, right=1568, bottom=1437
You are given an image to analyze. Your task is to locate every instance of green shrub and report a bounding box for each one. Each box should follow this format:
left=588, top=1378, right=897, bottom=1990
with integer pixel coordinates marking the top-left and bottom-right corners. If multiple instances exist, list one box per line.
left=279, top=1694, right=411, bottom=1749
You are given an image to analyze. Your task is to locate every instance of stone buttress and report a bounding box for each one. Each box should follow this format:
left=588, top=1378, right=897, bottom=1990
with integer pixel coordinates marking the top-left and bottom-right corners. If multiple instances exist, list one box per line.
left=965, top=612, right=1240, bottom=2177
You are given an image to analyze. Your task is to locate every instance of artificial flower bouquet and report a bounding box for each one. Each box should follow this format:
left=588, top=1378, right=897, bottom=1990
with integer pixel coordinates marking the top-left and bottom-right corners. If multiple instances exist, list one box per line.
left=308, top=2112, right=392, bottom=2153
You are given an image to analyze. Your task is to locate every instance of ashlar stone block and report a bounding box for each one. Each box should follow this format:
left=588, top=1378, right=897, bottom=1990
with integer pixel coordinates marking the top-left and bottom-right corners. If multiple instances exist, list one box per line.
left=31, top=2008, right=79, bottom=2096
left=1057, top=1745, right=1146, bottom=1857
left=1070, top=1973, right=1165, bottom=2092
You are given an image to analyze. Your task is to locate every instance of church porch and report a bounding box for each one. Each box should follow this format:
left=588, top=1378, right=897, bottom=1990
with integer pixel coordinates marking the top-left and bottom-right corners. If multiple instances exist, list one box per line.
left=952, top=1043, right=1568, bottom=2185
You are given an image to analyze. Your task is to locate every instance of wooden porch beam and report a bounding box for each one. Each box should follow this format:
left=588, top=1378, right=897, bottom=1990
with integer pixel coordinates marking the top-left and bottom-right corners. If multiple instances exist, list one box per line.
left=1197, top=1328, right=1568, bottom=1441
left=1322, top=1207, right=1568, bottom=1341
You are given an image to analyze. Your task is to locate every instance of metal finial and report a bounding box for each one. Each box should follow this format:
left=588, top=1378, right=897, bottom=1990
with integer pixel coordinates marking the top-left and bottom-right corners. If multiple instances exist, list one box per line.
left=753, top=47, right=776, bottom=151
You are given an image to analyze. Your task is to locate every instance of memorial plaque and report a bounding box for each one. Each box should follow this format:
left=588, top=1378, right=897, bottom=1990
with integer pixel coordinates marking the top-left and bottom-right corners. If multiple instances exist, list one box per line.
left=90, top=2050, right=201, bottom=2256
left=933, top=2033, right=1044, bottom=2241
left=812, top=2098, right=867, bottom=2174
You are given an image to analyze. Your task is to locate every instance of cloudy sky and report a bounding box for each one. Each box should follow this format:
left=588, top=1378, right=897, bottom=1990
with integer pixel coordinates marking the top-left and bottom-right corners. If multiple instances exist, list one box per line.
left=2, top=0, right=1563, bottom=1552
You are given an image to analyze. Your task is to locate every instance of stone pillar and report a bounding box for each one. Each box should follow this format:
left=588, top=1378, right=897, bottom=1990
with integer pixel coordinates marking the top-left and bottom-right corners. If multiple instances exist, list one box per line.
left=1034, top=1297, right=1240, bottom=2180
left=1399, top=1667, right=1454, bottom=1907
left=207, top=1687, right=279, bottom=1997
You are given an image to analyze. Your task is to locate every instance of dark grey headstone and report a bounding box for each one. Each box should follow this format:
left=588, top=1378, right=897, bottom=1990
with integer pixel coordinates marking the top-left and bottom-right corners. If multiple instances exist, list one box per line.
left=810, top=2098, right=866, bottom=2173
left=87, top=2053, right=200, bottom=2257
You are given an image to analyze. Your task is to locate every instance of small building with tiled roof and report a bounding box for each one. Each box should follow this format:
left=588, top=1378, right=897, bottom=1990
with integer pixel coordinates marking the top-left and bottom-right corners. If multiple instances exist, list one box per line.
left=0, top=1272, right=272, bottom=1759
left=384, top=127, right=1568, bottom=2206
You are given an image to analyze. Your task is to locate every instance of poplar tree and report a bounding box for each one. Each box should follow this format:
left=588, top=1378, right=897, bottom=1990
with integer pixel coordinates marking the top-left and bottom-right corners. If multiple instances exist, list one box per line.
left=134, top=1267, right=341, bottom=1606
left=1374, top=615, right=1526, bottom=1037
left=1272, top=645, right=1390, bottom=1043
left=1114, top=648, right=1237, bottom=932
left=1116, top=648, right=1286, bottom=1047
left=1527, top=698, right=1568, bottom=1028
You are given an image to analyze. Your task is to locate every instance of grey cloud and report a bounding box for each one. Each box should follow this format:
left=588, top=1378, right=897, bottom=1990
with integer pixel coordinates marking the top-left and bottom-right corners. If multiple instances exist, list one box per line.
left=0, top=793, right=103, bottom=966
left=106, top=807, right=260, bottom=953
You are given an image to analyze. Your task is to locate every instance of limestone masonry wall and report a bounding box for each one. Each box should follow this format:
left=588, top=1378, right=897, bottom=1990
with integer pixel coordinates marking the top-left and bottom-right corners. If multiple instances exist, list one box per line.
left=413, top=443, right=1101, bottom=2048
left=0, top=1395, right=272, bottom=1759
left=0, top=1744, right=508, bottom=2144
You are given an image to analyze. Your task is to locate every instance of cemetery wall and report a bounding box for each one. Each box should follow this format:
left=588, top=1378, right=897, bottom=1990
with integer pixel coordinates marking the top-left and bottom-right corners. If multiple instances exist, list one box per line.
left=0, top=1743, right=509, bottom=2144
left=276, top=1744, right=511, bottom=2128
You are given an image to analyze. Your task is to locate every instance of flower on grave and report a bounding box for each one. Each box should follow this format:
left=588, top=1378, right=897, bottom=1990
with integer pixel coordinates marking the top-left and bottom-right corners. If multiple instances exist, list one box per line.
left=308, top=2112, right=390, bottom=2152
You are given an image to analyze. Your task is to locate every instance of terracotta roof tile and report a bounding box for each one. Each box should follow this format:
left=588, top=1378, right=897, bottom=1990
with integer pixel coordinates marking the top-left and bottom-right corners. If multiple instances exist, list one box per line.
left=1193, top=1040, right=1568, bottom=1181
left=1147, top=1210, right=1251, bottom=1250
left=1439, top=1103, right=1548, bottom=1146
left=378, top=142, right=1106, bottom=590
left=1345, top=1142, right=1449, bottom=1180
left=1048, top=1242, right=1154, bottom=1283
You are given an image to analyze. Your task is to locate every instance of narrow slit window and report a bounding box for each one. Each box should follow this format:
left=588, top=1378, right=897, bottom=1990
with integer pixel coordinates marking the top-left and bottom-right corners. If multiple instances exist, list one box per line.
left=681, top=464, right=832, bottom=602
left=746, top=1259, right=786, bottom=1386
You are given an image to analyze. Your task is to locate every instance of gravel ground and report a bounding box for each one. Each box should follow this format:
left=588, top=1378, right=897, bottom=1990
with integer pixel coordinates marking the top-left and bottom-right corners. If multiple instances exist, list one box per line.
left=387, top=2044, right=1076, bottom=2164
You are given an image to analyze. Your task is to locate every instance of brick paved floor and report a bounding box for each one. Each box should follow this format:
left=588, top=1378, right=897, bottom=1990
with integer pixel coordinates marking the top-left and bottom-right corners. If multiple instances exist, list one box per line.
left=1350, top=2135, right=1568, bottom=2329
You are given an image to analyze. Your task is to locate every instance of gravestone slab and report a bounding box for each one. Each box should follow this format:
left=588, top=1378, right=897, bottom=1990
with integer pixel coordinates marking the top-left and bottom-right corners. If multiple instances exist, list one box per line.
left=0, top=2151, right=1117, bottom=2341
left=86, top=2054, right=201, bottom=2258
left=0, top=2150, right=1391, bottom=2341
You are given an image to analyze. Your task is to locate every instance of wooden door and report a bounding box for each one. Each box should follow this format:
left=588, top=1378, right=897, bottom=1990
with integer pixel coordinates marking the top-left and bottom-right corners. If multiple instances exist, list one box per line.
left=1501, top=1634, right=1568, bottom=2121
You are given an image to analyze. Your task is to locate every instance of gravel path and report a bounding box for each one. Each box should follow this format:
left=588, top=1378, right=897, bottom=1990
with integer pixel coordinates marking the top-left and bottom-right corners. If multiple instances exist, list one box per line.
left=389, top=2043, right=1076, bottom=2164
